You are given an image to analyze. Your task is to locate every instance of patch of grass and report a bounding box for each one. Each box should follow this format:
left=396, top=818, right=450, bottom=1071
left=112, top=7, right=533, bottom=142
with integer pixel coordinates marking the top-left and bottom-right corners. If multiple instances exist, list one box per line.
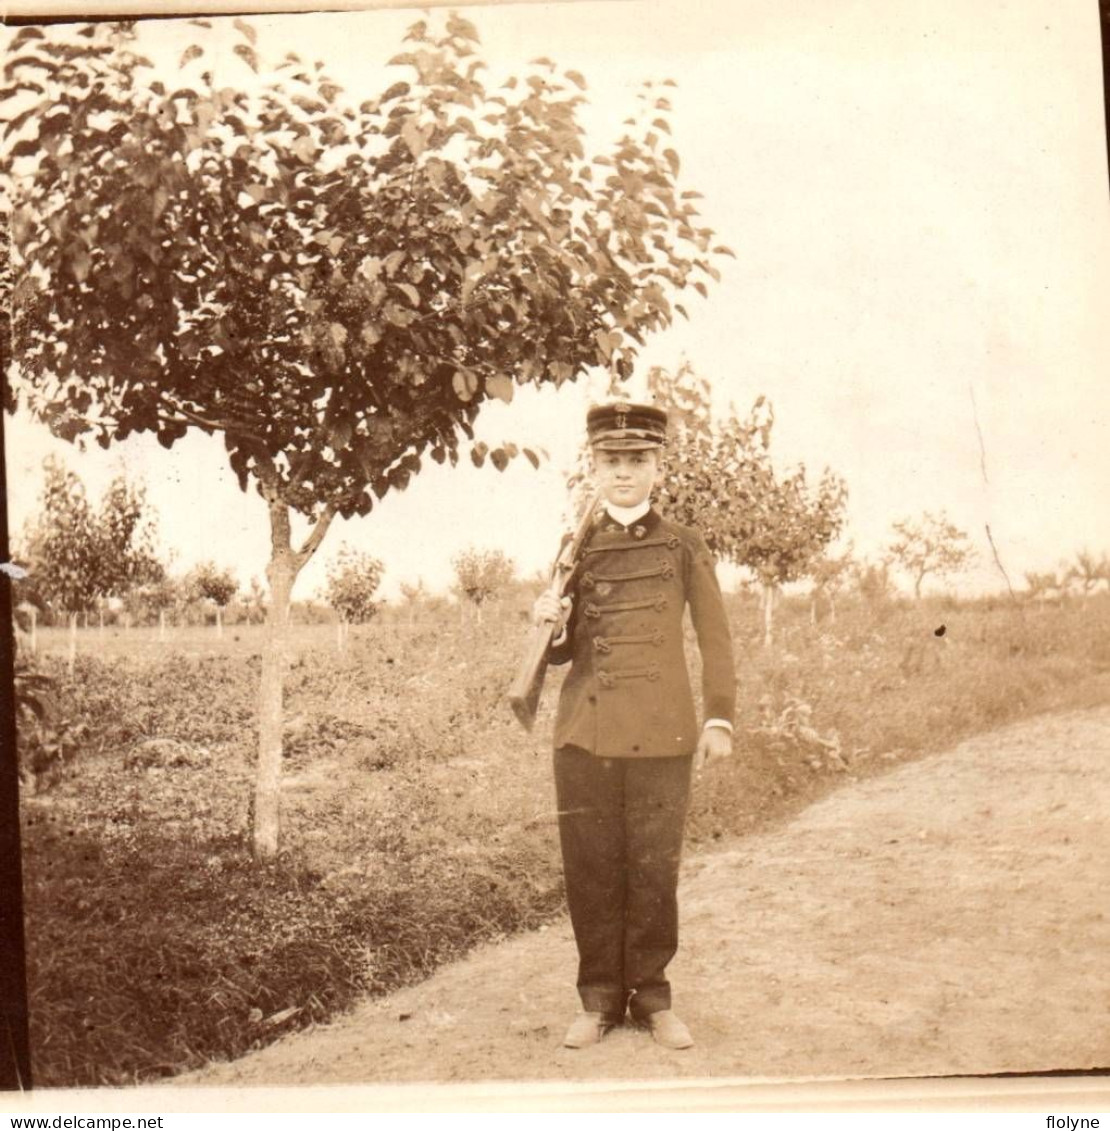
left=23, top=806, right=560, bottom=1087
left=686, top=595, right=1110, bottom=842
left=19, top=594, right=1110, bottom=1085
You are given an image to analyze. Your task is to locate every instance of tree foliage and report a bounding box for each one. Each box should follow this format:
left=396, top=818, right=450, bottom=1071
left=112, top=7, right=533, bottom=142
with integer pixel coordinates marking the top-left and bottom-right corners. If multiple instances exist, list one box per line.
left=850, top=557, right=894, bottom=606
left=886, top=511, right=975, bottom=599
left=6, top=17, right=730, bottom=518
left=184, top=561, right=239, bottom=608
left=1064, top=549, right=1109, bottom=597
left=324, top=546, right=384, bottom=624
left=1023, top=569, right=1062, bottom=604
left=399, top=578, right=427, bottom=604
left=808, top=547, right=854, bottom=623
left=452, top=547, right=515, bottom=607
left=20, top=456, right=162, bottom=618
left=648, top=364, right=848, bottom=590
left=239, top=576, right=269, bottom=624
left=18, top=459, right=99, bottom=619
left=123, top=572, right=177, bottom=625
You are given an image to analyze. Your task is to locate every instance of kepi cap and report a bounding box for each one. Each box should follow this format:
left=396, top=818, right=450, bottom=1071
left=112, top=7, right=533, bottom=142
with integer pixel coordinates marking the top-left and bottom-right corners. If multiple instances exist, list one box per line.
left=587, top=401, right=668, bottom=450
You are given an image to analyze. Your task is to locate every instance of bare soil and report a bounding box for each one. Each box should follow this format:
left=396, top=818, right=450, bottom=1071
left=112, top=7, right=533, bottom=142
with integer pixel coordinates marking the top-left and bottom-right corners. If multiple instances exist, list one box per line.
left=186, top=706, right=1110, bottom=1088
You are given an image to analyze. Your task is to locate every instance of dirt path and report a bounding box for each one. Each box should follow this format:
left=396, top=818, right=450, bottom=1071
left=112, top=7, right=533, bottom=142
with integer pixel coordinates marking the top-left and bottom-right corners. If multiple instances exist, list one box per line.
left=187, top=707, right=1110, bottom=1088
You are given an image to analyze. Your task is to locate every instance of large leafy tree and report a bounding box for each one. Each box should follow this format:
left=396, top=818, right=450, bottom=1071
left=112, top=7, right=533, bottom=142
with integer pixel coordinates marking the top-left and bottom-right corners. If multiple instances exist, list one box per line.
left=648, top=364, right=848, bottom=644
left=6, top=15, right=728, bottom=855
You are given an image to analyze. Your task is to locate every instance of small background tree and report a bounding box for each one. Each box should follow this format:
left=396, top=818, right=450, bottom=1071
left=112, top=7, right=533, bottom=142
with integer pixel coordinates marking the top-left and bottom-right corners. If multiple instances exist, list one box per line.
left=324, top=547, right=384, bottom=650
left=238, top=577, right=269, bottom=626
left=123, top=571, right=177, bottom=637
left=850, top=557, right=896, bottom=618
left=20, top=458, right=162, bottom=670
left=647, top=364, right=848, bottom=645
left=1064, top=550, right=1109, bottom=600
left=184, top=562, right=239, bottom=637
left=398, top=578, right=427, bottom=627
left=452, top=548, right=515, bottom=624
left=1023, top=569, right=1064, bottom=607
left=809, top=548, right=854, bottom=626
left=886, top=511, right=975, bottom=599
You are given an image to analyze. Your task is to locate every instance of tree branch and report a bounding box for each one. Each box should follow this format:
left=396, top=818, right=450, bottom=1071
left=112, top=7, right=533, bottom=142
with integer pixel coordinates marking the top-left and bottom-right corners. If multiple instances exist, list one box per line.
left=157, top=393, right=270, bottom=446
left=296, top=503, right=337, bottom=566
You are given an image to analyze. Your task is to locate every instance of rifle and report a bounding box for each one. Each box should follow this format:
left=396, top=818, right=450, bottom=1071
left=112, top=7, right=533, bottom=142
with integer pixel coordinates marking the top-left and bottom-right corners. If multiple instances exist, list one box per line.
left=508, top=490, right=602, bottom=731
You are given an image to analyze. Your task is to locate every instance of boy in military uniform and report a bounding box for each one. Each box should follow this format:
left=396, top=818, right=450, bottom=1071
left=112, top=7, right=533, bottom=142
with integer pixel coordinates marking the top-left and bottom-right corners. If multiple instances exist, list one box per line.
left=533, top=401, right=736, bottom=1050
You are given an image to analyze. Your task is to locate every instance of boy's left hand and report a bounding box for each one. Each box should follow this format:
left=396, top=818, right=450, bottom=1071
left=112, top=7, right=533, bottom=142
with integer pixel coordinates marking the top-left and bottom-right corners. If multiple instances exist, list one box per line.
left=694, top=725, right=733, bottom=774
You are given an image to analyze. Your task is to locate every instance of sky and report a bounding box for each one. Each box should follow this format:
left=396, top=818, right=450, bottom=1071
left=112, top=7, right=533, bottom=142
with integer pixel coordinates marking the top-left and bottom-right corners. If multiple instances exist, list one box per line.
left=4, top=0, right=1108, bottom=601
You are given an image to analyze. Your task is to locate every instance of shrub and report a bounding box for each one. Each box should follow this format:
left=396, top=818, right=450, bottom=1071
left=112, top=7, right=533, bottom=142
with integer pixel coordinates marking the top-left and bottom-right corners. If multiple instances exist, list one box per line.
left=15, top=654, right=91, bottom=793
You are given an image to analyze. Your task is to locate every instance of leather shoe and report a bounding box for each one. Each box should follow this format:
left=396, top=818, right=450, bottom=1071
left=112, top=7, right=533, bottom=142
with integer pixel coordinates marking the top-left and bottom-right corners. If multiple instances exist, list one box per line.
left=563, top=1011, right=618, bottom=1048
left=643, top=1010, right=694, bottom=1049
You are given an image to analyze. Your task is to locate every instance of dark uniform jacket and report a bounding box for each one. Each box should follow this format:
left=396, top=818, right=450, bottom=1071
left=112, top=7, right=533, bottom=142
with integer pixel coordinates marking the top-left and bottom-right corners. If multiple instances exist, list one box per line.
left=549, top=506, right=736, bottom=759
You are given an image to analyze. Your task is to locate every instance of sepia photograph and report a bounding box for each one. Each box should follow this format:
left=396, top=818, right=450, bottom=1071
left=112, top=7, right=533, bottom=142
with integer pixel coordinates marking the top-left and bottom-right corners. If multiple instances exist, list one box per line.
left=2, top=0, right=1109, bottom=1113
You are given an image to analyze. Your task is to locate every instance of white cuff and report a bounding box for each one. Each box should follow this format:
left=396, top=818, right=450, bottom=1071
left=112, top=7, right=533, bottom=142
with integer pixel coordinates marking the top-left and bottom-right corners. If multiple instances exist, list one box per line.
left=704, top=718, right=733, bottom=734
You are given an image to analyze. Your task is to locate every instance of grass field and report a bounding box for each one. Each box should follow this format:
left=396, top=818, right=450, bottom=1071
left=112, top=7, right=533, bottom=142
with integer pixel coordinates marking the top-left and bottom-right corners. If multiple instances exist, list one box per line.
left=17, top=591, right=1110, bottom=1086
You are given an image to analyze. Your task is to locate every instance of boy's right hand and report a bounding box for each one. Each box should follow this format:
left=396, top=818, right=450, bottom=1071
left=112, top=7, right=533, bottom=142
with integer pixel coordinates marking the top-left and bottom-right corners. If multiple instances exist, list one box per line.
left=532, top=589, right=571, bottom=630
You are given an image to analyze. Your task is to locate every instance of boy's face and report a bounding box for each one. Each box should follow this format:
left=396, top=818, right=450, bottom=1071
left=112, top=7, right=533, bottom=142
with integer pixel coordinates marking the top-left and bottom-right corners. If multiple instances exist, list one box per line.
left=591, top=446, right=662, bottom=509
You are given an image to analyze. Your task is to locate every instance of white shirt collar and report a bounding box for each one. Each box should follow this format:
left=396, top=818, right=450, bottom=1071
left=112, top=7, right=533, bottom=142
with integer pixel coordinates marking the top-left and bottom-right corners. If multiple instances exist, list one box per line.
left=605, top=500, right=651, bottom=526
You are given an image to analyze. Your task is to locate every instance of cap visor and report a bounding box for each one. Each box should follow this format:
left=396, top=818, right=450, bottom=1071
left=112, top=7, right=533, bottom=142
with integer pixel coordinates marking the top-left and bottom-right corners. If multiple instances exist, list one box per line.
left=591, top=438, right=663, bottom=451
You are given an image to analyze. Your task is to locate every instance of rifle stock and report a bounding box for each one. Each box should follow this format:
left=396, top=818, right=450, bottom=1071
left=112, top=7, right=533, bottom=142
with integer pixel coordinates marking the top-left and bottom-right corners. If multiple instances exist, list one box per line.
left=508, top=490, right=601, bottom=731
left=508, top=618, right=558, bottom=731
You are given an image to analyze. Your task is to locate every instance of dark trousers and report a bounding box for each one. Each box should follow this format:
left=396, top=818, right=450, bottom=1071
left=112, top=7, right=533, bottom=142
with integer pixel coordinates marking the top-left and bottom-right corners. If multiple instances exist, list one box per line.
left=553, top=744, right=693, bottom=1020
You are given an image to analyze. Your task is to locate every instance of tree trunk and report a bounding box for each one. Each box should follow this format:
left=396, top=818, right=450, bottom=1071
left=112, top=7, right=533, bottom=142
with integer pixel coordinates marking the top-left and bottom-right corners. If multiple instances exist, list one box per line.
left=336, top=618, right=347, bottom=653
left=761, top=581, right=775, bottom=647
left=67, top=613, right=77, bottom=675
left=914, top=571, right=924, bottom=600
left=252, top=494, right=335, bottom=860
left=828, top=594, right=837, bottom=625
left=98, top=608, right=104, bottom=633
left=28, top=608, right=37, bottom=654
left=216, top=606, right=223, bottom=638
left=254, top=550, right=295, bottom=860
